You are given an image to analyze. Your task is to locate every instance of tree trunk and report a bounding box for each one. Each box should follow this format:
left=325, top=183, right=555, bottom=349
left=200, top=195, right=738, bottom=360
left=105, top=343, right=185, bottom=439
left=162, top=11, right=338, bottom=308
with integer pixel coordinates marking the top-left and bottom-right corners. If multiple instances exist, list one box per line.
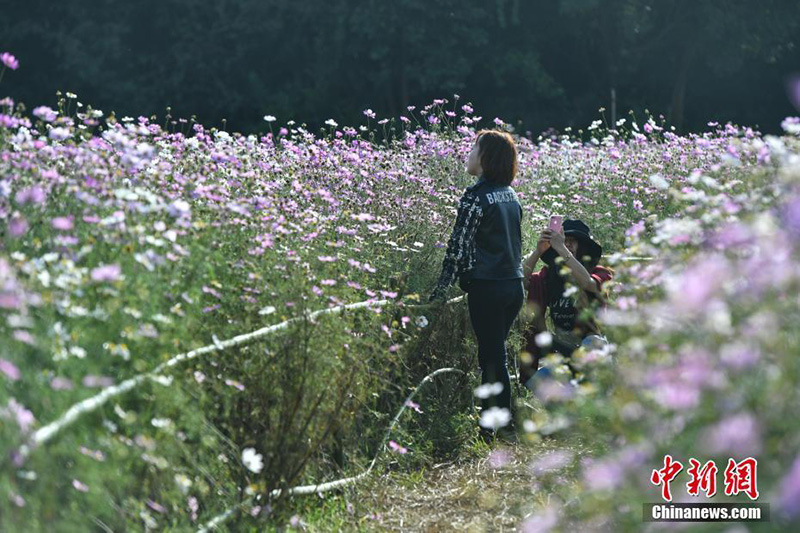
left=670, top=44, right=694, bottom=131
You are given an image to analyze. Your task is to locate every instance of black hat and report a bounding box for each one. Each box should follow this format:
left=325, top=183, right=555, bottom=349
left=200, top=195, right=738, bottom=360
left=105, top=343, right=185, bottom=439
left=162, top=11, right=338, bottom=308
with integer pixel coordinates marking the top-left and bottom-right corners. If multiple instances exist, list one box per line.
left=541, top=218, right=603, bottom=265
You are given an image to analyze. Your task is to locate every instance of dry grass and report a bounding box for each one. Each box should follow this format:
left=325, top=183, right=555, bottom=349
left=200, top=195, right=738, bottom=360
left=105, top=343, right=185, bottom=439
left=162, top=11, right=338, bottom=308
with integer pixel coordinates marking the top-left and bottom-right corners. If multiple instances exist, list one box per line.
left=348, top=436, right=587, bottom=533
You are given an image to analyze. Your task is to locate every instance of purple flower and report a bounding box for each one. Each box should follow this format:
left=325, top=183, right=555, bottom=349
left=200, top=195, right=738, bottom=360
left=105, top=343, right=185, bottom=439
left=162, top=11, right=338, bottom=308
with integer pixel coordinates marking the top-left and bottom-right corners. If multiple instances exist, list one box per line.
left=15, top=186, right=46, bottom=205
left=520, top=504, right=560, bottom=533
left=13, top=330, right=35, bottom=346
left=530, top=450, right=574, bottom=475
left=701, top=413, right=762, bottom=456
left=1, top=52, right=19, bottom=70
left=670, top=255, right=728, bottom=313
left=51, top=377, right=75, bottom=390
left=188, top=496, right=199, bottom=522
left=0, top=359, right=20, bottom=381
left=388, top=440, right=407, bottom=454
left=49, top=127, right=71, bottom=141
left=201, top=285, right=222, bottom=298
left=10, top=493, right=25, bottom=507
left=79, top=446, right=106, bottom=461
left=82, top=375, right=115, bottom=388
left=225, top=379, right=245, bottom=391
left=719, top=343, right=760, bottom=369
left=147, top=500, right=166, bottom=513
left=652, top=382, right=701, bottom=410
left=33, top=106, right=58, bottom=123
left=2, top=398, right=35, bottom=433
left=168, top=200, right=191, bottom=218
left=0, top=291, right=20, bottom=309
left=9, top=215, right=28, bottom=237
left=534, top=380, right=576, bottom=403
left=90, top=264, right=122, bottom=282
left=582, top=456, right=626, bottom=491
left=776, top=453, right=800, bottom=518
left=404, top=400, right=423, bottom=413
left=782, top=195, right=800, bottom=239
left=51, top=216, right=74, bottom=231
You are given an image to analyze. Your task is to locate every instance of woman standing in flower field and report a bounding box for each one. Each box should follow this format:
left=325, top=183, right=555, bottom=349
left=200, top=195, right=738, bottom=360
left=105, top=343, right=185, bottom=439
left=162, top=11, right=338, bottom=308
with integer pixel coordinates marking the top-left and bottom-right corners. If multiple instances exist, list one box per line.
left=519, top=219, right=613, bottom=387
left=429, top=130, right=524, bottom=439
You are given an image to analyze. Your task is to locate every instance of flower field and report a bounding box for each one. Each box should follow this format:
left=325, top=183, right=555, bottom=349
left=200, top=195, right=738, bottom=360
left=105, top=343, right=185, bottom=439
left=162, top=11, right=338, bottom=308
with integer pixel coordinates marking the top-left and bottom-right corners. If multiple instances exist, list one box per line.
left=2, top=53, right=800, bottom=530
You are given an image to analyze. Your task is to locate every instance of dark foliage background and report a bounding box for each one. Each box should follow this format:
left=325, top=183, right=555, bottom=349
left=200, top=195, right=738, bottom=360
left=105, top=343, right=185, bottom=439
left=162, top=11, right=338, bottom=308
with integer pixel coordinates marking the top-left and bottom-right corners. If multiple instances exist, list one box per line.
left=3, top=0, right=800, bottom=134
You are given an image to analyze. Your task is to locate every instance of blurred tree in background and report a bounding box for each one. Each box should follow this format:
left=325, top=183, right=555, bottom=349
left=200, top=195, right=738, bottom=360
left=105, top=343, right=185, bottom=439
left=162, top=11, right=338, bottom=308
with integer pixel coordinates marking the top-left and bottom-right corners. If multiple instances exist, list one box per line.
left=2, top=0, right=799, bottom=134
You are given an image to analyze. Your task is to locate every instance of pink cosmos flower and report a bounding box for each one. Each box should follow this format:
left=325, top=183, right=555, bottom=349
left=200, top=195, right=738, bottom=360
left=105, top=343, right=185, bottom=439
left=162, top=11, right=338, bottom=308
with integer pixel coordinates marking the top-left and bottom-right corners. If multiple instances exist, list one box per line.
left=50, top=377, right=74, bottom=390
left=0, top=359, right=20, bottom=380
left=530, top=450, right=574, bottom=475
left=2, top=398, right=34, bottom=433
left=405, top=400, right=423, bottom=413
left=51, top=216, right=74, bottom=231
left=189, top=496, right=199, bottom=522
left=79, top=446, right=106, bottom=461
left=90, top=264, right=122, bottom=282
left=225, top=379, right=245, bottom=391
left=15, top=186, right=46, bottom=205
left=1, top=52, right=19, bottom=70
left=33, top=106, right=58, bottom=122
left=581, top=456, right=625, bottom=491
left=82, top=375, right=115, bottom=388
left=147, top=500, right=166, bottom=513
left=9, top=215, right=28, bottom=237
left=701, top=413, right=762, bottom=456
left=13, top=330, right=35, bottom=345
left=520, top=504, right=559, bottom=533
left=388, top=440, right=407, bottom=454
left=776, top=453, right=800, bottom=518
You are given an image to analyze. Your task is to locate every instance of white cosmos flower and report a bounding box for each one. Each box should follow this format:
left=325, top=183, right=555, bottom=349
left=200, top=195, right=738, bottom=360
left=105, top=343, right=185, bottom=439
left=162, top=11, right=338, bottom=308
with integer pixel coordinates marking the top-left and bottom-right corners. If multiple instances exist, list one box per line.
left=242, top=447, right=264, bottom=474
left=415, top=316, right=428, bottom=328
left=649, top=173, right=669, bottom=190
left=325, top=119, right=338, bottom=128
left=263, top=115, right=276, bottom=122
left=562, top=286, right=579, bottom=298
left=474, top=382, right=504, bottom=399
left=259, top=306, right=277, bottom=316
left=479, top=407, right=512, bottom=430
left=535, top=331, right=553, bottom=348
left=151, top=418, right=172, bottom=429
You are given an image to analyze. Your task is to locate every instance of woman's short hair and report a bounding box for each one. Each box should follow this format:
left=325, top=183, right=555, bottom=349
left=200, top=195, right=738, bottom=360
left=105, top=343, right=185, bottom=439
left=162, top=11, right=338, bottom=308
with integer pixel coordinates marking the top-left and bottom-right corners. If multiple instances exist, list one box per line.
left=476, top=129, right=518, bottom=185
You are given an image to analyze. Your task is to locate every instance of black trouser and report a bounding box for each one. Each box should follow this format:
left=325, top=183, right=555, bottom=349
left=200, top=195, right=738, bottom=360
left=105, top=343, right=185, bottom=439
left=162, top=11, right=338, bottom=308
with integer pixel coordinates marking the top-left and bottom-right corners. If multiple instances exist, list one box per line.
left=467, top=278, right=524, bottom=412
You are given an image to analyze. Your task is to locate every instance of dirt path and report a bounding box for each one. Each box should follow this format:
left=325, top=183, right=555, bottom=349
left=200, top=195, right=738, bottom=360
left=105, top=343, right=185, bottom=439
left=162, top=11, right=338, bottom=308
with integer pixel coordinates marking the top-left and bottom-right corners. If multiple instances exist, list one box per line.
left=356, top=443, right=563, bottom=532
